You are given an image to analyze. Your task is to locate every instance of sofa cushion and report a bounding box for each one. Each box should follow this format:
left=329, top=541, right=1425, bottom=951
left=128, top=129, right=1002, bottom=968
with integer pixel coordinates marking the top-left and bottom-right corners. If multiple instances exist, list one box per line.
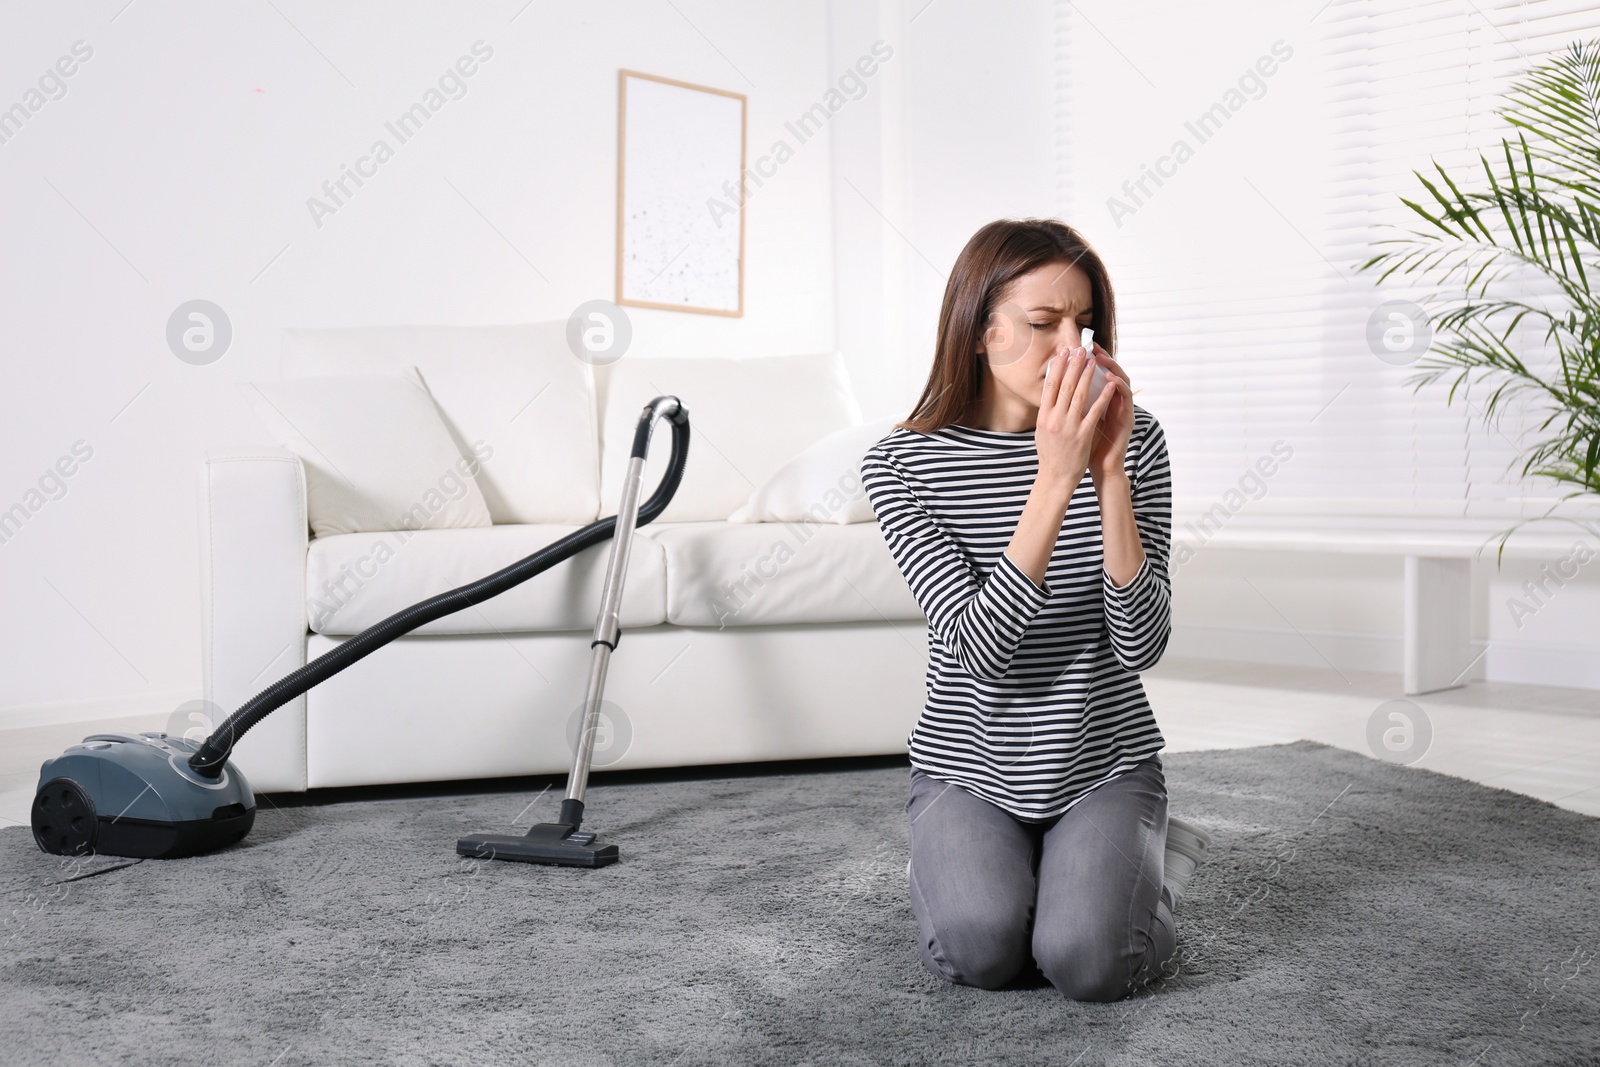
left=729, top=415, right=899, bottom=524
left=305, top=524, right=665, bottom=635
left=282, top=322, right=600, bottom=524
left=242, top=366, right=493, bottom=538
left=597, top=351, right=862, bottom=523
left=641, top=520, right=924, bottom=627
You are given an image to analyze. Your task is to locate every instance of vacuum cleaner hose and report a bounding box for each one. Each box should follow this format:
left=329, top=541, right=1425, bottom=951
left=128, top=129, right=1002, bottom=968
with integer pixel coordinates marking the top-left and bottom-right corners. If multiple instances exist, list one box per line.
left=188, top=397, right=690, bottom=778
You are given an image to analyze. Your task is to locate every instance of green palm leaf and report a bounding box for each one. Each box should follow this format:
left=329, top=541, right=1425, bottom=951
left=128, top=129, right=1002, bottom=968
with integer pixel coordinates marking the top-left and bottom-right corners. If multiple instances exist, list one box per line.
left=1357, top=38, right=1600, bottom=560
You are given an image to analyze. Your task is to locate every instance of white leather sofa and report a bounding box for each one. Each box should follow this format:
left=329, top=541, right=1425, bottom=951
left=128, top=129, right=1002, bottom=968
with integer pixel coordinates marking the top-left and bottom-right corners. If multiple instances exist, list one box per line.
left=200, top=322, right=929, bottom=793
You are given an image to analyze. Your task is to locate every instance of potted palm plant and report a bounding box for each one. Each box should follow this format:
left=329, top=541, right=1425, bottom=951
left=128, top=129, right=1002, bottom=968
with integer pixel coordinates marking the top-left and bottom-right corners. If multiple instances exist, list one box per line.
left=1357, top=38, right=1600, bottom=565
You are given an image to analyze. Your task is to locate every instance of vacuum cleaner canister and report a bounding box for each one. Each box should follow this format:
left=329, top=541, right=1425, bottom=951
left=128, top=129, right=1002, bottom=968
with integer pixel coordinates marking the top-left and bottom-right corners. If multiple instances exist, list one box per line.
left=31, top=732, right=255, bottom=860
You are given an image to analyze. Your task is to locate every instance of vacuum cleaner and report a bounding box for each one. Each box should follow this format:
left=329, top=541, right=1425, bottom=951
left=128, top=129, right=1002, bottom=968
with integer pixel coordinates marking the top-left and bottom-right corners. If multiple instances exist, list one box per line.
left=31, top=396, right=689, bottom=869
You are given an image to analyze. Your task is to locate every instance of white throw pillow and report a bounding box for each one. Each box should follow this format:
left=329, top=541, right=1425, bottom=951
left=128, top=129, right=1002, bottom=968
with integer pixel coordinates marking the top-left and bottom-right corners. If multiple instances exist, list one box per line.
left=728, top=416, right=902, bottom=524
left=599, top=351, right=863, bottom=522
left=242, top=366, right=493, bottom=538
left=281, top=322, right=600, bottom=525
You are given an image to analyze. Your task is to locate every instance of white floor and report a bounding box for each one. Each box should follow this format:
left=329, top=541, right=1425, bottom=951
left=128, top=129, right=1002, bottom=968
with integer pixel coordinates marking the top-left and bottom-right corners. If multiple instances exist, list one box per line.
left=1141, top=657, right=1600, bottom=817
left=3, top=656, right=1598, bottom=832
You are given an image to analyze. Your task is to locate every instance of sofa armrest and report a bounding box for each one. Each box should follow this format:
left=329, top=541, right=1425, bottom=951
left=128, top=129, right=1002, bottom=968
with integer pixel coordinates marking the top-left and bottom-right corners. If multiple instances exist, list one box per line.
left=198, top=445, right=310, bottom=792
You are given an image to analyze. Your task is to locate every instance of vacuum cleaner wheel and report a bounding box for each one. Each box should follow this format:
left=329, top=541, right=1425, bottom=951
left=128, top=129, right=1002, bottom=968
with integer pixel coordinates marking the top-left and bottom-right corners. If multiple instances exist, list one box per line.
left=32, top=777, right=99, bottom=857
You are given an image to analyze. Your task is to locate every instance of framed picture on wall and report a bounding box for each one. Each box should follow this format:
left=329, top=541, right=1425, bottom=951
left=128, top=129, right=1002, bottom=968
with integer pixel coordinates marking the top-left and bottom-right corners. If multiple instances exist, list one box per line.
left=615, top=69, right=746, bottom=317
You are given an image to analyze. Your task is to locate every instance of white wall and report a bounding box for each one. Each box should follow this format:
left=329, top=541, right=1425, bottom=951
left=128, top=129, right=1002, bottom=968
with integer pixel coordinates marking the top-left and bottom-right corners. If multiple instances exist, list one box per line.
left=0, top=1, right=838, bottom=726
left=828, top=0, right=1059, bottom=422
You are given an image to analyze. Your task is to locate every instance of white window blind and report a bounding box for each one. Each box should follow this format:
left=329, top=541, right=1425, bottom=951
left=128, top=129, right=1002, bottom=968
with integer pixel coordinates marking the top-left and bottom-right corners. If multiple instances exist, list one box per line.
left=1054, top=0, right=1600, bottom=531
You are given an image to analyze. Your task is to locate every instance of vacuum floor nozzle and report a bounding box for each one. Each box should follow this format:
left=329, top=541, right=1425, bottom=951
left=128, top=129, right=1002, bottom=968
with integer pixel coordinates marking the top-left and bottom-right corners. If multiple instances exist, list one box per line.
left=456, top=822, right=619, bottom=868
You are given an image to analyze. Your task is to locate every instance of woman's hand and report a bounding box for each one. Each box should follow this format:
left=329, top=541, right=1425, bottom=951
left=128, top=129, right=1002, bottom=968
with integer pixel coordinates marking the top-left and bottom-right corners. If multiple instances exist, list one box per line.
left=1036, top=342, right=1118, bottom=497
left=1085, top=343, right=1134, bottom=480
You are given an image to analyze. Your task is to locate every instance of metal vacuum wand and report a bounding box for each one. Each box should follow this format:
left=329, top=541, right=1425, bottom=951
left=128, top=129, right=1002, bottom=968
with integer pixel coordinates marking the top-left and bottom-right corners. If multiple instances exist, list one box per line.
left=458, top=394, right=689, bottom=867
left=558, top=395, right=672, bottom=830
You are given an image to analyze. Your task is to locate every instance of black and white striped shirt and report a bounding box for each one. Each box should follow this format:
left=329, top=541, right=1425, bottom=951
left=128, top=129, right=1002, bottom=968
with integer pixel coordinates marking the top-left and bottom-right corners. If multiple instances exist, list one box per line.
left=861, top=404, right=1172, bottom=821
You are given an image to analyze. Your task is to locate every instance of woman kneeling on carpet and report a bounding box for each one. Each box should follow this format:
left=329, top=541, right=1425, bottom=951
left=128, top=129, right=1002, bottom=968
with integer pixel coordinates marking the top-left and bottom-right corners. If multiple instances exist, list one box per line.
left=861, top=217, right=1212, bottom=1002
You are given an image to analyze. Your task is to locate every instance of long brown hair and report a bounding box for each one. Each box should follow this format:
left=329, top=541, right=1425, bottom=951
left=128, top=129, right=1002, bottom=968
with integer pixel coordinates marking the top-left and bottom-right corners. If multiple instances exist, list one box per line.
left=899, top=217, right=1117, bottom=433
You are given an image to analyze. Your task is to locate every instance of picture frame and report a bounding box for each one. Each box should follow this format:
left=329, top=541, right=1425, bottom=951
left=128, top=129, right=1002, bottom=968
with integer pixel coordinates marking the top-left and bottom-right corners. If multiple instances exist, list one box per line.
left=615, top=69, right=747, bottom=317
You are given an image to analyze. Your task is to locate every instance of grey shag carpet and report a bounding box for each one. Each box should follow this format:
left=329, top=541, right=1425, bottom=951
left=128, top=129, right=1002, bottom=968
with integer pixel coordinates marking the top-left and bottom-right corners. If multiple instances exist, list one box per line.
left=3, top=739, right=1597, bottom=1067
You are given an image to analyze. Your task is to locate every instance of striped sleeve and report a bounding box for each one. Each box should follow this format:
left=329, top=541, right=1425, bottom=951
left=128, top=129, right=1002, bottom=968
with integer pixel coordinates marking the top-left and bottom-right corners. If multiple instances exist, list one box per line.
left=1102, top=411, right=1173, bottom=672
left=862, top=447, right=1051, bottom=681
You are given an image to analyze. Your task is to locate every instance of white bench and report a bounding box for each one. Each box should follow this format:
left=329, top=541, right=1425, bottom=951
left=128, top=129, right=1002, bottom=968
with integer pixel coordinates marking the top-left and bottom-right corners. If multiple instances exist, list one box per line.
left=1170, top=518, right=1597, bottom=696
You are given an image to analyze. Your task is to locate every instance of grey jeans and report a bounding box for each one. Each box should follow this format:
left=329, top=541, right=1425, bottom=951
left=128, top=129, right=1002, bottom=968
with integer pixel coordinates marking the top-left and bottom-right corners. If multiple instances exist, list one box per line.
left=905, top=756, right=1177, bottom=1001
